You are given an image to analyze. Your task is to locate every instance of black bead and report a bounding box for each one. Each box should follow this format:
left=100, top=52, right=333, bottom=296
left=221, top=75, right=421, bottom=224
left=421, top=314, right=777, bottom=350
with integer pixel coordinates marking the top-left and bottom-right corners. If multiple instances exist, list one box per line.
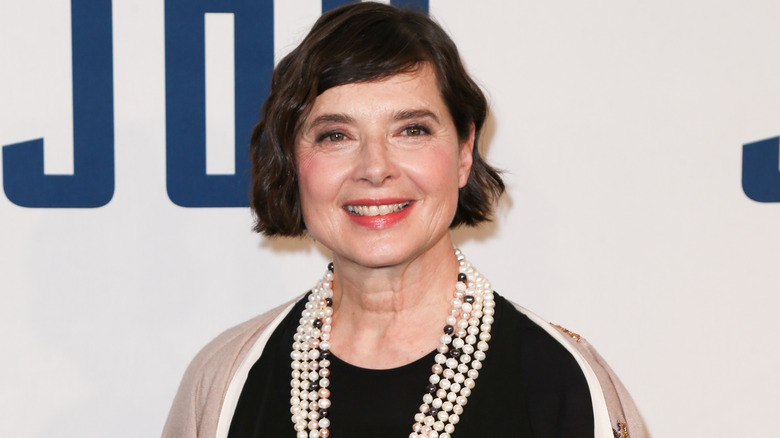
left=320, top=350, right=331, bottom=359
left=426, top=383, right=437, bottom=394
left=313, top=319, right=323, bottom=329
left=443, top=325, right=454, bottom=335
left=429, top=408, right=439, bottom=417
left=328, top=262, right=334, bottom=272
left=457, top=273, right=467, bottom=282
left=325, top=297, right=333, bottom=307
left=464, top=295, right=475, bottom=304
left=310, top=382, right=319, bottom=391
left=320, top=409, right=329, bottom=418
left=449, top=349, right=460, bottom=358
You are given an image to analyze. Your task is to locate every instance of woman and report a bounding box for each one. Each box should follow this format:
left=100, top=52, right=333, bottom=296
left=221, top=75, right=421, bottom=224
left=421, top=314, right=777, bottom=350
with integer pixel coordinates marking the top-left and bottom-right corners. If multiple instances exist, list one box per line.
left=163, top=3, right=644, bottom=438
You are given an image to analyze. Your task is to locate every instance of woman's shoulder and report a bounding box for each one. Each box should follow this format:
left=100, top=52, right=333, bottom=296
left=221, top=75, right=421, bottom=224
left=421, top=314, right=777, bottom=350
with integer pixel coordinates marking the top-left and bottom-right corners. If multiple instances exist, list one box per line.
left=498, top=295, right=646, bottom=438
left=162, top=295, right=303, bottom=438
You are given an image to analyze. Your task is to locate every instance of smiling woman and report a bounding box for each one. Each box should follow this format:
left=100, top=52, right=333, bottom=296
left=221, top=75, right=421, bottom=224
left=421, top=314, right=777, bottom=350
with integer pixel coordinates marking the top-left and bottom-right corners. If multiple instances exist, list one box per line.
left=162, top=3, right=645, bottom=438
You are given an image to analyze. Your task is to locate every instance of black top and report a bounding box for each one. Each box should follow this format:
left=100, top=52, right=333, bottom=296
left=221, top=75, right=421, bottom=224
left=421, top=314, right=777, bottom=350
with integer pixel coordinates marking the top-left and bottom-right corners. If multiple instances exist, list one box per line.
left=228, top=293, right=593, bottom=438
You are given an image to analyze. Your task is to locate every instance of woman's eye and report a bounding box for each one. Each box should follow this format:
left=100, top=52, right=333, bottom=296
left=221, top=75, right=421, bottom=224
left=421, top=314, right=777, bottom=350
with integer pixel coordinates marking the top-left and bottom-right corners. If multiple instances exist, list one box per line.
left=316, top=131, right=346, bottom=143
left=404, top=126, right=428, bottom=136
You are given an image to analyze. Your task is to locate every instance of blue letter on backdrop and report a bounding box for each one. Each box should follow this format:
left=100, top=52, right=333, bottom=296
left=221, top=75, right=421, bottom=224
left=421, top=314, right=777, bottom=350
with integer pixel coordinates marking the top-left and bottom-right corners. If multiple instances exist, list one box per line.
left=165, top=0, right=273, bottom=207
left=742, top=137, right=780, bottom=202
left=2, top=0, right=114, bottom=208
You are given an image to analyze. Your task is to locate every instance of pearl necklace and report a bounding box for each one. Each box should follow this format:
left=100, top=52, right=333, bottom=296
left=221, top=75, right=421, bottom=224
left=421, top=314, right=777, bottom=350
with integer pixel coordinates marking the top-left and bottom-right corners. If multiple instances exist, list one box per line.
left=290, top=249, right=494, bottom=438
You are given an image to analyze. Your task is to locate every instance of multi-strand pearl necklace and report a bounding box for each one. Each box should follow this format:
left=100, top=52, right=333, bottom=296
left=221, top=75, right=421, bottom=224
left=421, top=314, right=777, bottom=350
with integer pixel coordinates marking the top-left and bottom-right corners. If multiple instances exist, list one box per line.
left=290, top=249, right=495, bottom=438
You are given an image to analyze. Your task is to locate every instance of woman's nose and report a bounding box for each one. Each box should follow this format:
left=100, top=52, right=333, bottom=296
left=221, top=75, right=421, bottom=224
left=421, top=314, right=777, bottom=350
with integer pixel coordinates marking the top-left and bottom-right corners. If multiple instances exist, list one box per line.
left=355, top=136, right=399, bottom=185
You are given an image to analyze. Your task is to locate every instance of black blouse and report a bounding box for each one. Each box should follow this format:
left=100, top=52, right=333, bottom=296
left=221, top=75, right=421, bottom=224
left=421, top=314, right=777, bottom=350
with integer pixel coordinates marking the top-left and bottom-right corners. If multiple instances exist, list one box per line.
left=228, top=293, right=593, bottom=438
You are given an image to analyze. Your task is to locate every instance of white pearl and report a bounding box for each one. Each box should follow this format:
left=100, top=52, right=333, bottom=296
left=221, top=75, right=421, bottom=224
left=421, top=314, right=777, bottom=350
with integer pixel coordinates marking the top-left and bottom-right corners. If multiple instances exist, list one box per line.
left=290, top=253, right=492, bottom=438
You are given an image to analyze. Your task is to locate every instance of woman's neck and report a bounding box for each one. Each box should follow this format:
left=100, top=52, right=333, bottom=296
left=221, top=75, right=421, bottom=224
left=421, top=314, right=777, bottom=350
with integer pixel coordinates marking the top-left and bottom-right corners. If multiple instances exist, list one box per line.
left=327, top=235, right=460, bottom=369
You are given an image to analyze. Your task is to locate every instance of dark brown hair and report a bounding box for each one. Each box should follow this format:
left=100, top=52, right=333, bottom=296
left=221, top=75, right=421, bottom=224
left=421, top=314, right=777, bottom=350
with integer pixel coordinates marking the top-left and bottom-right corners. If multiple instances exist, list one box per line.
left=250, top=1, right=504, bottom=236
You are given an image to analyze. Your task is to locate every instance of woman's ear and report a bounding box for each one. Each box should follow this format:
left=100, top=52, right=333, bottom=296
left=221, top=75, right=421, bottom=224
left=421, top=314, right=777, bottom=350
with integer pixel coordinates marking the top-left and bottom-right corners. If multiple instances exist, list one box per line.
left=458, top=123, right=476, bottom=188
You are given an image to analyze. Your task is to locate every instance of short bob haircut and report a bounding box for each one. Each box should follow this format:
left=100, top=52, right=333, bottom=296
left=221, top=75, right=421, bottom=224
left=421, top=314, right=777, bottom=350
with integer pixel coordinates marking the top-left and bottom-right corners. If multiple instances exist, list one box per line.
left=250, top=1, right=504, bottom=236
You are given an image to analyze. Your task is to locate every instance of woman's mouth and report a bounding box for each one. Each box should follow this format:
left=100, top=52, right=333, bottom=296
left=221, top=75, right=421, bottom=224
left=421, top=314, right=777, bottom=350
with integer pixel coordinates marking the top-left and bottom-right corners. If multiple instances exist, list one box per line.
left=344, top=201, right=411, bottom=216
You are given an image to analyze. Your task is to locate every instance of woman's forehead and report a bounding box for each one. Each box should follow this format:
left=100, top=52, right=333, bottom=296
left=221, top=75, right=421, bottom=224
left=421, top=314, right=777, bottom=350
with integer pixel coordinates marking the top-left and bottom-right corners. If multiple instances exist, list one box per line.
left=305, top=66, right=448, bottom=124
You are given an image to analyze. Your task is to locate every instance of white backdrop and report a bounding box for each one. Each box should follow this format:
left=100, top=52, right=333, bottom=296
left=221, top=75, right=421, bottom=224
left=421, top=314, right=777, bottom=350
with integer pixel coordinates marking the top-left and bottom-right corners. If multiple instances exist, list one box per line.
left=2, top=1, right=779, bottom=437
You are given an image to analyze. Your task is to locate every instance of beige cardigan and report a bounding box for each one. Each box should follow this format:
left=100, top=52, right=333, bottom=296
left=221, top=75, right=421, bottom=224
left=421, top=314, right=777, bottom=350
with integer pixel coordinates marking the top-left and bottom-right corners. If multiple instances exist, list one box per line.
left=162, top=298, right=646, bottom=438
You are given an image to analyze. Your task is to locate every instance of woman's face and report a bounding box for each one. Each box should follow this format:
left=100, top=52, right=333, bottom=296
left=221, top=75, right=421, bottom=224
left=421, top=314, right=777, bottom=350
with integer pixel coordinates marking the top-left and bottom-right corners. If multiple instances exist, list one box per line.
left=295, top=65, right=474, bottom=269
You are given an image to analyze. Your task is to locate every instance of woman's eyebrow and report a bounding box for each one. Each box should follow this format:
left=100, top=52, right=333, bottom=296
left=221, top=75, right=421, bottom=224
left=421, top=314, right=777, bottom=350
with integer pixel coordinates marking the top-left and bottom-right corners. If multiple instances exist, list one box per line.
left=308, top=113, right=354, bottom=129
left=394, top=109, right=439, bottom=123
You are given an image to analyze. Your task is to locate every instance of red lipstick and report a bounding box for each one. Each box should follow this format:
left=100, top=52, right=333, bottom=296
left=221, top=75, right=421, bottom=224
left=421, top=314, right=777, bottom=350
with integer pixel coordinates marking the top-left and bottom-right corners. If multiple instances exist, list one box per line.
left=342, top=199, right=414, bottom=229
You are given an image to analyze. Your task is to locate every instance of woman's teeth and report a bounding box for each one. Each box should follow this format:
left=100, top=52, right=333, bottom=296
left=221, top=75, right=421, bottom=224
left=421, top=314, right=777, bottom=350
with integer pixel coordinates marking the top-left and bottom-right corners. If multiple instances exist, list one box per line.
left=346, top=202, right=410, bottom=216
